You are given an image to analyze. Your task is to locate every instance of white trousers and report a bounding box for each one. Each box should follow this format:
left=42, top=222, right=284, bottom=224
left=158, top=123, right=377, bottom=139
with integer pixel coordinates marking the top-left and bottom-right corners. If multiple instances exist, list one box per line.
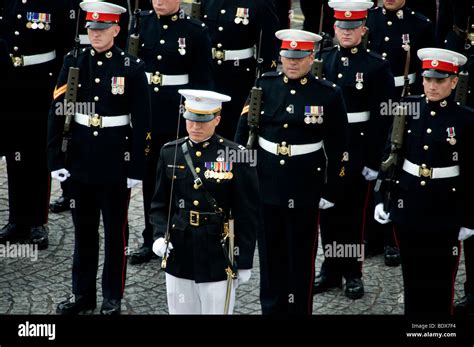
left=166, top=273, right=236, bottom=314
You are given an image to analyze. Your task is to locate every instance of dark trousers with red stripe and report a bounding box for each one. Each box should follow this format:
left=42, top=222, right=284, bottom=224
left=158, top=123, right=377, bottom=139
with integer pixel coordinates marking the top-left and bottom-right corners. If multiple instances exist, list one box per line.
left=259, top=204, right=319, bottom=315
left=4, top=119, right=50, bottom=227
left=69, top=179, right=130, bottom=300
left=319, top=175, right=367, bottom=280
left=396, top=225, right=460, bottom=315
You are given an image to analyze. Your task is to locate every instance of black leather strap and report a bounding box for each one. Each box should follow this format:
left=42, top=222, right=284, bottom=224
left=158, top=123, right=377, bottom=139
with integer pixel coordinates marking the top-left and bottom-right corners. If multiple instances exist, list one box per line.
left=181, top=142, right=221, bottom=213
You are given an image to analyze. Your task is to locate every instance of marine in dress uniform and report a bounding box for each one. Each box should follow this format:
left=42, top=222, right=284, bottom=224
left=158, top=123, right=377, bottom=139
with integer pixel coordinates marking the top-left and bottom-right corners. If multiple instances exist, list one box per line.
left=314, top=0, right=395, bottom=299
left=149, top=90, right=259, bottom=314
left=374, top=48, right=474, bottom=315
left=0, top=0, right=75, bottom=250
left=235, top=29, right=349, bottom=314
left=366, top=0, right=434, bottom=97
left=50, top=0, right=131, bottom=214
left=365, top=0, right=434, bottom=264
left=49, top=1, right=151, bottom=315
left=128, top=0, right=214, bottom=265
left=445, top=2, right=474, bottom=315
left=199, top=0, right=280, bottom=140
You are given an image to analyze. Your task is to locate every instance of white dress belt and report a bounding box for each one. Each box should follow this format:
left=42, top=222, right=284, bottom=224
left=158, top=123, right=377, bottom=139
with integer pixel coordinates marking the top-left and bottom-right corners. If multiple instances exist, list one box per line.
left=402, top=159, right=460, bottom=179
left=347, top=111, right=370, bottom=123
left=258, top=137, right=323, bottom=157
left=11, top=50, right=56, bottom=67
left=145, top=72, right=189, bottom=86
left=394, top=72, right=416, bottom=87
left=79, top=34, right=91, bottom=45
left=74, top=113, right=130, bottom=128
left=212, top=47, right=254, bottom=61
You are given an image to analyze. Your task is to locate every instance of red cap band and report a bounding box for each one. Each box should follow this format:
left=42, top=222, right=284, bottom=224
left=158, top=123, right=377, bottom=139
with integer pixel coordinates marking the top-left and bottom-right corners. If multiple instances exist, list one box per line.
left=422, top=59, right=458, bottom=73
left=281, top=40, right=315, bottom=51
left=333, top=10, right=367, bottom=20
left=85, top=12, right=120, bottom=23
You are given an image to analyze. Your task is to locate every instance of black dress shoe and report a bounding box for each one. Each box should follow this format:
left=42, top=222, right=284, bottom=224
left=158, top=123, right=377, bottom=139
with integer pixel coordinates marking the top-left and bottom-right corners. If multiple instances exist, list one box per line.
left=100, top=298, right=121, bottom=315
left=30, top=225, right=49, bottom=250
left=345, top=278, right=364, bottom=300
left=454, top=294, right=474, bottom=315
left=0, top=223, right=26, bottom=243
left=129, top=245, right=157, bottom=265
left=49, top=196, right=71, bottom=213
left=384, top=246, right=401, bottom=267
left=56, top=295, right=96, bottom=315
left=313, top=274, right=342, bottom=295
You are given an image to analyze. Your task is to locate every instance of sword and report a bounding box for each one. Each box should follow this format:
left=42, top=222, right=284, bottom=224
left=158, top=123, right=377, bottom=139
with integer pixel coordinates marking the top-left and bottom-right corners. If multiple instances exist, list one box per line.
left=222, top=216, right=236, bottom=314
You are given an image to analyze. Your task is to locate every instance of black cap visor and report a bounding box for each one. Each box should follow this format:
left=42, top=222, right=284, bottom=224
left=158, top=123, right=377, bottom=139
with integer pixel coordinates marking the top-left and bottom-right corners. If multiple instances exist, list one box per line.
left=280, top=49, right=313, bottom=59
left=85, top=21, right=115, bottom=29
left=335, top=20, right=364, bottom=29
left=183, top=111, right=216, bottom=122
left=422, top=69, right=452, bottom=79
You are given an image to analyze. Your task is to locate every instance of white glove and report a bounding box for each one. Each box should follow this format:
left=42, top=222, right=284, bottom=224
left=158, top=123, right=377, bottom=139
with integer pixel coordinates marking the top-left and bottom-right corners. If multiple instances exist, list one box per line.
left=374, top=203, right=391, bottom=224
left=319, top=198, right=335, bottom=210
left=152, top=237, right=173, bottom=257
left=362, top=166, right=378, bottom=181
left=458, top=227, right=474, bottom=241
left=51, top=168, right=70, bottom=182
left=238, top=269, right=251, bottom=285
left=127, top=178, right=142, bottom=189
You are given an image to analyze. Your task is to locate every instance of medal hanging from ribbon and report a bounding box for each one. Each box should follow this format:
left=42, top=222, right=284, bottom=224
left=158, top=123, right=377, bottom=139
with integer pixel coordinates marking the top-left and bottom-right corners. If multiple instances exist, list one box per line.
left=242, top=8, right=249, bottom=25
left=355, top=72, right=364, bottom=90
left=446, top=127, right=456, bottom=145
left=26, top=12, right=51, bottom=30
left=234, top=8, right=249, bottom=25
left=204, top=161, right=233, bottom=180
left=178, top=37, right=186, bottom=56
left=111, top=77, right=125, bottom=95
left=402, top=33, right=410, bottom=51
left=304, top=105, right=323, bottom=124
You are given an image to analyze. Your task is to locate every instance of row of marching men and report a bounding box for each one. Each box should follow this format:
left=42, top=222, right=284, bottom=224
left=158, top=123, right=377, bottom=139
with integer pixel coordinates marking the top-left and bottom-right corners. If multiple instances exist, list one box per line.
left=0, top=0, right=473, bottom=315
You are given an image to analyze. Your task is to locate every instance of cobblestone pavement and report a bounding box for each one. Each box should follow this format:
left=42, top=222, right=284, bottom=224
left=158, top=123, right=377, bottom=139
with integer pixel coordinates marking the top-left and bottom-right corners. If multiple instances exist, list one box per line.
left=0, top=158, right=466, bottom=315
left=0, top=1, right=467, bottom=316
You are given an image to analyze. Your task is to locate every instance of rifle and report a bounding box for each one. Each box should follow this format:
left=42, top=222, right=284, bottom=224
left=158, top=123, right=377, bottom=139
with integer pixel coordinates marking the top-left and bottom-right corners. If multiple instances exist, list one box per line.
left=361, top=27, right=369, bottom=50
left=374, top=46, right=411, bottom=211
left=61, top=9, right=81, bottom=163
left=127, top=0, right=141, bottom=57
left=190, top=0, right=201, bottom=20
left=374, top=104, right=406, bottom=212
left=245, top=30, right=263, bottom=150
left=401, top=43, right=411, bottom=98
left=311, top=3, right=325, bottom=78
left=455, top=71, right=469, bottom=106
